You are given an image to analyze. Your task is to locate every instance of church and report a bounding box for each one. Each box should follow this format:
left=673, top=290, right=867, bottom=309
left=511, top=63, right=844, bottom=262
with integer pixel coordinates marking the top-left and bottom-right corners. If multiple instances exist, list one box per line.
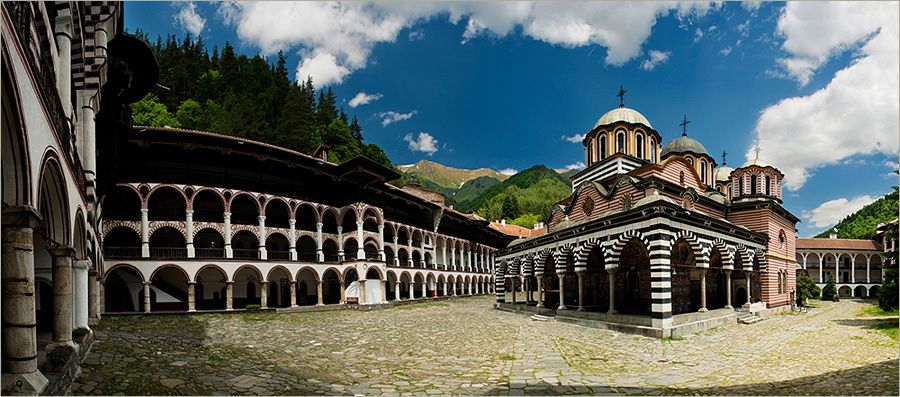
left=494, top=90, right=800, bottom=338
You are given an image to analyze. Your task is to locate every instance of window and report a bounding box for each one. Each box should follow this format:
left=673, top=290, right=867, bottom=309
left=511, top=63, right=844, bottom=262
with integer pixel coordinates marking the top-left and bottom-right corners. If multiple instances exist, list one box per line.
left=616, top=130, right=626, bottom=153
left=636, top=133, right=645, bottom=159
left=779, top=230, right=786, bottom=249
left=738, top=176, right=744, bottom=196
left=700, top=160, right=708, bottom=184
left=679, top=171, right=685, bottom=186
left=650, top=138, right=657, bottom=162
left=765, top=175, right=771, bottom=195
left=600, top=135, right=607, bottom=160
left=750, top=174, right=757, bottom=194
left=686, top=157, right=693, bottom=165
left=587, top=137, right=594, bottom=165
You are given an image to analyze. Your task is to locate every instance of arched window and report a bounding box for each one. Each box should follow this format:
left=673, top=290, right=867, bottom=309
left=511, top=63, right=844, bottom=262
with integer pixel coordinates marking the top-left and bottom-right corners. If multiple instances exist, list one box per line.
left=586, top=137, right=594, bottom=165
left=636, top=133, right=645, bottom=159
left=649, top=138, right=657, bottom=162
left=765, top=175, right=771, bottom=195
left=750, top=174, right=757, bottom=194
left=738, top=175, right=744, bottom=196
left=679, top=171, right=685, bottom=186
left=599, top=135, right=607, bottom=160
left=779, top=230, right=786, bottom=250
left=616, top=130, right=626, bottom=153
left=686, top=157, right=693, bottom=165
left=700, top=160, right=708, bottom=184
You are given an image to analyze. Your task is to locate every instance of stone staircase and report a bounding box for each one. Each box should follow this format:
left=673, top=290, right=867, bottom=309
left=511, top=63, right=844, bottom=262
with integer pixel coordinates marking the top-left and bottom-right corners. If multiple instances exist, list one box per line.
left=735, top=310, right=764, bottom=325
left=530, top=314, right=555, bottom=322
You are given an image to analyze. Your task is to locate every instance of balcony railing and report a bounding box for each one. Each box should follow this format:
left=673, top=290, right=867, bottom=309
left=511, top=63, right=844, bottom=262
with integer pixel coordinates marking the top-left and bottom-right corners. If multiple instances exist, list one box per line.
left=233, top=249, right=259, bottom=259
left=104, top=246, right=141, bottom=258
left=323, top=254, right=340, bottom=263
left=149, top=247, right=187, bottom=259
left=297, top=252, right=317, bottom=262
left=268, top=250, right=290, bottom=261
left=195, top=248, right=225, bottom=258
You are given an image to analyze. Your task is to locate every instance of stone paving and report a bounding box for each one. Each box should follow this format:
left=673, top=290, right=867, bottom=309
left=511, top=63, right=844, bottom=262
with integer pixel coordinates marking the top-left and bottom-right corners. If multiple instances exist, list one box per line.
left=71, top=297, right=898, bottom=395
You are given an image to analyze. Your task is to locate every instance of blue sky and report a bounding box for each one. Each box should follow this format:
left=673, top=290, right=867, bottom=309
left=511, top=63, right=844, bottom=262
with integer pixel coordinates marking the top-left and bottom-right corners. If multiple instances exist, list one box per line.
left=125, top=2, right=899, bottom=237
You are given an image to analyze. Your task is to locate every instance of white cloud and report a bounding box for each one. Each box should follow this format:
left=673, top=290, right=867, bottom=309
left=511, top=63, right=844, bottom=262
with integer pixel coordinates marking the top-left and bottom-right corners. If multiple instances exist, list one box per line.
left=565, top=162, right=586, bottom=170
left=640, top=50, right=671, bottom=71
left=693, top=27, right=704, bottom=43
left=561, top=133, right=586, bottom=143
left=348, top=92, right=382, bottom=108
left=498, top=168, right=518, bottom=176
left=884, top=159, right=900, bottom=170
left=175, top=2, right=205, bottom=36
left=295, top=51, right=350, bottom=86
left=750, top=2, right=899, bottom=190
left=719, top=46, right=732, bottom=56
left=378, top=111, right=416, bottom=127
left=404, top=132, right=439, bottom=155
left=218, top=2, right=717, bottom=84
left=802, top=195, right=877, bottom=228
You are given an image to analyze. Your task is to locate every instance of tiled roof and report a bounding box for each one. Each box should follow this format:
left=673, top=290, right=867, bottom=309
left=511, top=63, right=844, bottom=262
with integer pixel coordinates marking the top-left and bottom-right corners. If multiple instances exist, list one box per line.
left=490, top=222, right=545, bottom=239
left=796, top=238, right=882, bottom=251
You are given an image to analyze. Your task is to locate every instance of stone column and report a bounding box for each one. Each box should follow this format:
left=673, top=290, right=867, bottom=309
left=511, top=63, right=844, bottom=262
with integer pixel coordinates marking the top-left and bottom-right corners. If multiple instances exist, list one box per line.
left=260, top=281, right=268, bottom=308
left=378, top=224, right=385, bottom=261
left=451, top=246, right=456, bottom=270
left=336, top=226, right=344, bottom=261
left=866, top=256, right=871, bottom=283
left=744, top=277, right=751, bottom=307
left=187, top=282, right=196, bottom=312
left=54, top=15, right=73, bottom=119
left=607, top=268, right=617, bottom=314
left=143, top=281, right=151, bottom=313
left=510, top=278, right=517, bottom=304
left=380, top=280, right=387, bottom=303
left=698, top=269, right=708, bottom=312
left=441, top=245, right=448, bottom=270
left=223, top=212, right=233, bottom=258
left=724, top=270, right=733, bottom=309
left=290, top=282, right=299, bottom=307
left=394, top=281, right=401, bottom=301
left=315, top=222, right=324, bottom=262
left=1, top=208, right=49, bottom=394
left=88, top=271, right=98, bottom=323
left=288, top=219, right=297, bottom=261
left=317, top=281, right=324, bottom=306
left=850, top=256, right=856, bottom=283
left=818, top=255, right=823, bottom=283
left=835, top=254, right=840, bottom=283
left=140, top=208, right=150, bottom=257
left=225, top=282, right=234, bottom=310
left=80, top=94, right=96, bottom=188
left=72, top=259, right=90, bottom=330
left=557, top=272, right=568, bottom=311
left=185, top=210, right=195, bottom=258
left=536, top=275, right=544, bottom=308
left=258, top=216, right=267, bottom=260
left=392, top=237, right=400, bottom=266
left=358, top=280, right=366, bottom=305
left=339, top=281, right=346, bottom=304
left=408, top=282, right=414, bottom=300
left=576, top=270, right=585, bottom=311
left=357, top=221, right=365, bottom=260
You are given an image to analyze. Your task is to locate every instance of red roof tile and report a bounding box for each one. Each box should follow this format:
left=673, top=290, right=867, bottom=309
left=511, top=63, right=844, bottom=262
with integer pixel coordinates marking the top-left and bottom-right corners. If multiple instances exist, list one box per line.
left=796, top=238, right=882, bottom=251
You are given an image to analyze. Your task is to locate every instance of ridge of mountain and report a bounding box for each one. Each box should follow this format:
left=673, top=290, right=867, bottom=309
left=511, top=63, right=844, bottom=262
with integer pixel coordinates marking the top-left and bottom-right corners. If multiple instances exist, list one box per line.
left=397, top=160, right=508, bottom=189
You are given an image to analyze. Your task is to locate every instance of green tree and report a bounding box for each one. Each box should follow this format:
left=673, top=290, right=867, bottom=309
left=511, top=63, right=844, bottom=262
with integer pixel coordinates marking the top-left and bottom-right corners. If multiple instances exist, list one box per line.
left=878, top=224, right=898, bottom=311
left=821, top=273, right=836, bottom=301
left=501, top=194, right=520, bottom=220
left=509, top=213, right=542, bottom=229
left=131, top=93, right=180, bottom=128
left=175, top=99, right=204, bottom=129
left=795, top=272, right=821, bottom=306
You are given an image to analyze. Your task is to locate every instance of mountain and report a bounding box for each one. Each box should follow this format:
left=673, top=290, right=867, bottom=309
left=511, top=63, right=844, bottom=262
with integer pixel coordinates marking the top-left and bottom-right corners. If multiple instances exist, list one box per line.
left=457, top=165, right=572, bottom=221
left=815, top=188, right=899, bottom=239
left=398, top=160, right=508, bottom=189
left=452, top=175, right=502, bottom=204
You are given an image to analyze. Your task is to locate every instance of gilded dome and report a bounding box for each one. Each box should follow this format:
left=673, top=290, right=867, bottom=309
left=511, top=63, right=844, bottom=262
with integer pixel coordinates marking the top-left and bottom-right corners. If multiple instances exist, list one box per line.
left=661, top=135, right=709, bottom=158
left=595, top=106, right=653, bottom=129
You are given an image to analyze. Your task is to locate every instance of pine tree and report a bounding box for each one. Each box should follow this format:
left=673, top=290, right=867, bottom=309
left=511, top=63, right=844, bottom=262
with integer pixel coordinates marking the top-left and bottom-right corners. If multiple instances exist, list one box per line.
left=821, top=273, right=837, bottom=301
left=349, top=116, right=363, bottom=143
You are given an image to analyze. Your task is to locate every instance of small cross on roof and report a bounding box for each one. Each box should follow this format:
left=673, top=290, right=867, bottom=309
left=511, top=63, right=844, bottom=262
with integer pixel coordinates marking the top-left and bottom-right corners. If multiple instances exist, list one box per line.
left=617, top=86, right=626, bottom=107
left=679, top=115, right=690, bottom=137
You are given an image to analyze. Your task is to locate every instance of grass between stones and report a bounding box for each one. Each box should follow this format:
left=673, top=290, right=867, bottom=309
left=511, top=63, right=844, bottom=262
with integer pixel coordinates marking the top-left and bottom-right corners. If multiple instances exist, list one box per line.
left=857, top=304, right=900, bottom=317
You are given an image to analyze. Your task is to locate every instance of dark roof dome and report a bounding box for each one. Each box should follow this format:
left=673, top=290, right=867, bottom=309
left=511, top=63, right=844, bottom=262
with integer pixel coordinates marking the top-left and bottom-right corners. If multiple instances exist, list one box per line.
left=661, top=134, right=709, bottom=158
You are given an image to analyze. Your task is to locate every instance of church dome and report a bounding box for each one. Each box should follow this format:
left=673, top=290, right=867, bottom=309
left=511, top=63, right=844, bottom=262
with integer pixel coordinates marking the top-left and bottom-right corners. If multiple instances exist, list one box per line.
left=714, top=164, right=734, bottom=182
left=661, top=135, right=709, bottom=158
left=595, top=106, right=653, bottom=129
left=740, top=157, right=771, bottom=168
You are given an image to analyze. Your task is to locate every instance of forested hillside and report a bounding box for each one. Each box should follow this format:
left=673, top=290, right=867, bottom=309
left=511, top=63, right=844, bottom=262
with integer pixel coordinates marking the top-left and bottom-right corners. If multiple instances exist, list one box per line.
left=457, top=165, right=572, bottom=225
left=128, top=32, right=391, bottom=167
left=815, top=185, right=899, bottom=239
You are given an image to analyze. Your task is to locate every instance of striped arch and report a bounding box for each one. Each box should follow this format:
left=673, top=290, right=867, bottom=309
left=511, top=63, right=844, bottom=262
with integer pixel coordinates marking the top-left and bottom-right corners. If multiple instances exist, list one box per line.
left=532, top=249, right=552, bottom=276
left=551, top=245, right=573, bottom=273
left=520, top=254, right=535, bottom=277
left=607, top=229, right=650, bottom=268
left=710, top=238, right=733, bottom=269
left=734, top=244, right=753, bottom=271
left=572, top=237, right=602, bottom=269
left=508, top=258, right=520, bottom=276
left=754, top=249, right=768, bottom=272
left=671, top=230, right=708, bottom=267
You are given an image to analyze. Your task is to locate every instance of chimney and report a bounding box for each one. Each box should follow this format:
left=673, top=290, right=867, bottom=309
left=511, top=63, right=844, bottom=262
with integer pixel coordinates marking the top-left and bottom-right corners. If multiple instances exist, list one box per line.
left=829, top=233, right=837, bottom=239
left=501, top=219, right=506, bottom=226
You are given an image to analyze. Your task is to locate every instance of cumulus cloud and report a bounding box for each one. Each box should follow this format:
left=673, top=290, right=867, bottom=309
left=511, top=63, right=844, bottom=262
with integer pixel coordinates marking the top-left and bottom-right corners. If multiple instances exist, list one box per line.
left=561, top=133, right=586, bottom=143
left=565, top=162, right=586, bottom=170
left=640, top=50, right=671, bottom=71
left=175, top=2, right=205, bottom=36
left=802, top=195, right=877, bottom=228
left=218, top=2, right=716, bottom=84
left=750, top=2, right=899, bottom=190
left=404, top=132, right=438, bottom=155
left=719, top=46, right=732, bottom=56
left=499, top=168, right=518, bottom=176
left=295, top=51, right=350, bottom=86
left=693, top=27, right=704, bottom=43
left=378, top=111, right=416, bottom=127
left=348, top=92, right=382, bottom=108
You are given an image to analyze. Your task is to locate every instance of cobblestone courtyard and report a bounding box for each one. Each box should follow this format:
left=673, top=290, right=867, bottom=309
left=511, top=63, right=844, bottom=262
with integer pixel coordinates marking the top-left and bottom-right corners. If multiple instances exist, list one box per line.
left=72, top=297, right=898, bottom=396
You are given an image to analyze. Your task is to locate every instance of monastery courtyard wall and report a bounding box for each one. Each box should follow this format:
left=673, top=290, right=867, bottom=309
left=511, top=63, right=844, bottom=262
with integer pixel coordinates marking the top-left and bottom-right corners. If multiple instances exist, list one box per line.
left=72, top=296, right=896, bottom=396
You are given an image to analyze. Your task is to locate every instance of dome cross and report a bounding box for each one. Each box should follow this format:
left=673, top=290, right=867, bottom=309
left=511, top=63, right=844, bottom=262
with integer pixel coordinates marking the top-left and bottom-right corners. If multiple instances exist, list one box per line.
left=753, top=145, right=762, bottom=160
left=617, top=86, right=627, bottom=108
left=679, top=115, right=691, bottom=137
left=722, top=149, right=728, bottom=165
